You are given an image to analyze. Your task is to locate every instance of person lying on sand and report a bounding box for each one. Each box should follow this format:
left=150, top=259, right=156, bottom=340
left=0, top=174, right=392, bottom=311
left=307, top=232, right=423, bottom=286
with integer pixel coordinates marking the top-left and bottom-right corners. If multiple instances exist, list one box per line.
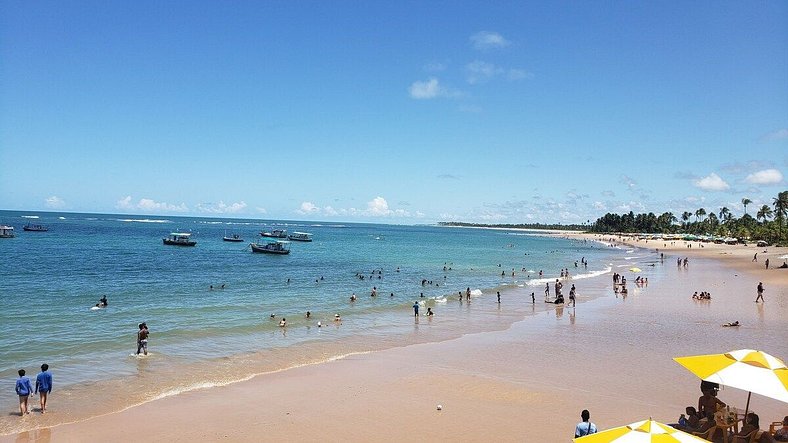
left=722, top=321, right=740, bottom=327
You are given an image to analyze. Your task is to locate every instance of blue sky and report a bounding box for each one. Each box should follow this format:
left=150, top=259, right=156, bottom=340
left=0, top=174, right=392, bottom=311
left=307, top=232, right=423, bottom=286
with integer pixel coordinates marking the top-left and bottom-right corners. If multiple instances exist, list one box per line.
left=1, top=1, right=786, bottom=223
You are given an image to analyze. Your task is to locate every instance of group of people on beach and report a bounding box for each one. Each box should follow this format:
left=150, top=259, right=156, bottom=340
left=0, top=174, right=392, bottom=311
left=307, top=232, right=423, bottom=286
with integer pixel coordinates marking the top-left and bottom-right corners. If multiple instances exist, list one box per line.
left=672, top=383, right=786, bottom=441
left=692, top=291, right=712, bottom=300
left=14, top=364, right=52, bottom=417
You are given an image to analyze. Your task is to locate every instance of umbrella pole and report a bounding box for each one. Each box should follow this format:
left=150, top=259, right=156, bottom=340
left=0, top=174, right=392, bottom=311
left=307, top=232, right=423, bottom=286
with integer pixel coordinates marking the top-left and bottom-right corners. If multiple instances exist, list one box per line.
left=744, top=391, right=751, bottom=418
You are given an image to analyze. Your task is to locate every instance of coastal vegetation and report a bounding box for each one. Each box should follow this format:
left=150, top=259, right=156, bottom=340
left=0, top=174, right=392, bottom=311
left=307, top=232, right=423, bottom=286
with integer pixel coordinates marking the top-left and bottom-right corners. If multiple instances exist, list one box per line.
left=588, top=191, right=788, bottom=245
left=438, top=221, right=586, bottom=231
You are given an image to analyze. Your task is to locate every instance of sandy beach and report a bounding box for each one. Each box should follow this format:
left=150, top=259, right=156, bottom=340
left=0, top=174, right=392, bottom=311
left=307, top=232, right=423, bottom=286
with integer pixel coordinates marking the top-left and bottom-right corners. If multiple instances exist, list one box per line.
left=6, top=237, right=787, bottom=443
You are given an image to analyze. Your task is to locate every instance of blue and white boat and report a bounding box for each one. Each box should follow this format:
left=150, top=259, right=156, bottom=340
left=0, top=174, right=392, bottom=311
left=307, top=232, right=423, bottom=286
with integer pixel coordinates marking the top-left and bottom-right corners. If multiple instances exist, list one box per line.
left=288, top=232, right=313, bottom=242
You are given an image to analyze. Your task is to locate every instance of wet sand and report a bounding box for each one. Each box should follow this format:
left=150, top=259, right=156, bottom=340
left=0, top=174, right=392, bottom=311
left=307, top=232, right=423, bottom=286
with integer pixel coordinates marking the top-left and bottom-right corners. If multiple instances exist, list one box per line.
left=6, top=240, right=787, bottom=442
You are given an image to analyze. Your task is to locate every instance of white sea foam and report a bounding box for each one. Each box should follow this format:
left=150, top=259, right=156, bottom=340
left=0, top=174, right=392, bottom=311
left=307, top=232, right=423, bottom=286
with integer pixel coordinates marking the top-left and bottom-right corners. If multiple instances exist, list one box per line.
left=117, top=218, right=171, bottom=223
left=21, top=215, right=39, bottom=219
left=146, top=351, right=374, bottom=403
left=58, top=216, right=66, bottom=220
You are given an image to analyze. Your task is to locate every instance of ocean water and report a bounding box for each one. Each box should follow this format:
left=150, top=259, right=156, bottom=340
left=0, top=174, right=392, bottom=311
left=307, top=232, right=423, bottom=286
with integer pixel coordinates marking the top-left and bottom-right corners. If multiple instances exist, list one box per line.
left=0, top=210, right=621, bottom=434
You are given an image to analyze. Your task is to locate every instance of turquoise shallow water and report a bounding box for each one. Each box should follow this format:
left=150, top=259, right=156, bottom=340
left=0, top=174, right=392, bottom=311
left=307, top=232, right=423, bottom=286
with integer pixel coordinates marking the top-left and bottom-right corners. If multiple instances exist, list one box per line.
left=0, top=210, right=620, bottom=434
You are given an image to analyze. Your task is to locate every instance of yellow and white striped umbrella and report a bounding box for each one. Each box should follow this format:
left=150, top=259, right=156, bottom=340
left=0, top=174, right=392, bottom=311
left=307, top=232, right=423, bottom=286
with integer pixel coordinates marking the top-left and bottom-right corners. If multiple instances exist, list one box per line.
left=574, top=419, right=708, bottom=442
left=673, top=349, right=788, bottom=404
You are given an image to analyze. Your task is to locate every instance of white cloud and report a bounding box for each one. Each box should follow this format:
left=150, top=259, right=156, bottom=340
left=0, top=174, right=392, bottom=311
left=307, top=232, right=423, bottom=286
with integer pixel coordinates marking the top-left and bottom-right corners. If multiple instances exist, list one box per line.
left=470, top=31, right=510, bottom=50
left=760, top=128, right=788, bottom=142
left=619, top=175, right=637, bottom=190
left=45, top=196, right=66, bottom=209
left=366, top=196, right=392, bottom=216
left=465, top=61, right=529, bottom=84
left=116, top=196, right=189, bottom=213
left=424, top=62, right=447, bottom=72
left=466, top=61, right=499, bottom=84
left=296, top=197, right=413, bottom=218
left=408, top=78, right=460, bottom=99
left=593, top=201, right=607, bottom=210
left=196, top=201, right=248, bottom=214
left=409, top=78, right=440, bottom=99
left=745, top=168, right=783, bottom=185
left=297, top=201, right=320, bottom=214
left=256, top=207, right=267, bottom=214
left=693, top=173, right=730, bottom=191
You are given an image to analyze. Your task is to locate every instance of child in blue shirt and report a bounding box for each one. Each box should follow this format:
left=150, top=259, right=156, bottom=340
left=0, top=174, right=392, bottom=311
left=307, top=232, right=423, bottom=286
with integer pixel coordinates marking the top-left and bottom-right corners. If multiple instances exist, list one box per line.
left=15, top=369, right=33, bottom=416
left=35, top=363, right=53, bottom=414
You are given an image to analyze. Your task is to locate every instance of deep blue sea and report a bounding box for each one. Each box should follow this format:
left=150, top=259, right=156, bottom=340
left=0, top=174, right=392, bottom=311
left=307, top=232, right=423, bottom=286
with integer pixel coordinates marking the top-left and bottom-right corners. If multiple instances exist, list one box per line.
left=0, top=210, right=621, bottom=434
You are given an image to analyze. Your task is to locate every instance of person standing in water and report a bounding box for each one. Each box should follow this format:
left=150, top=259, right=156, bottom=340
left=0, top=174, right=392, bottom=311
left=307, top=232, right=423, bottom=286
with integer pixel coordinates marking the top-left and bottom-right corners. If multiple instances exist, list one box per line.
left=35, top=364, right=52, bottom=414
left=136, top=323, right=149, bottom=356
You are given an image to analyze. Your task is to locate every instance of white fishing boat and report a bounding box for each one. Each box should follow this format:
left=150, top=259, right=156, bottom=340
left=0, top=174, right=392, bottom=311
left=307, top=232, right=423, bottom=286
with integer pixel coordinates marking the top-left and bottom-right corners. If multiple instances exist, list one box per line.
left=261, top=229, right=288, bottom=238
left=223, top=231, right=244, bottom=242
left=0, top=225, right=14, bottom=238
left=163, top=232, right=196, bottom=246
left=288, top=231, right=313, bottom=242
left=250, top=240, right=291, bottom=254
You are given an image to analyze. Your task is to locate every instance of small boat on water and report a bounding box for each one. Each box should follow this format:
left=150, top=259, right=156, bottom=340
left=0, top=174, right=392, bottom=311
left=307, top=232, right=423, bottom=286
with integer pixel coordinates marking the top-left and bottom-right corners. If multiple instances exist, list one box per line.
left=223, top=231, right=244, bottom=242
left=163, top=232, right=197, bottom=246
left=250, top=240, right=291, bottom=254
left=23, top=222, right=48, bottom=232
left=0, top=225, right=14, bottom=238
left=261, top=229, right=288, bottom=238
left=288, top=231, right=313, bottom=242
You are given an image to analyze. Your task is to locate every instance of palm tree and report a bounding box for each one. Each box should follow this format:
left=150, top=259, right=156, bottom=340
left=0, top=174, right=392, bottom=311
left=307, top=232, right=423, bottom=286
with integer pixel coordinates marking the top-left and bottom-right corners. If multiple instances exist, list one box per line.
left=695, top=208, right=706, bottom=223
left=773, top=191, right=788, bottom=238
left=741, top=198, right=752, bottom=216
left=756, top=205, right=773, bottom=223
left=719, top=207, right=730, bottom=223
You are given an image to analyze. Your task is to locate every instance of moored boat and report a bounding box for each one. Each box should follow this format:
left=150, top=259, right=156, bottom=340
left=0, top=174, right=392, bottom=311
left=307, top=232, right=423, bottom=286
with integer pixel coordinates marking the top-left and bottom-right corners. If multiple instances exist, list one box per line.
left=288, top=231, right=313, bottom=242
left=23, top=222, right=48, bottom=232
left=163, top=232, right=197, bottom=246
left=250, top=240, right=291, bottom=254
left=0, top=225, right=14, bottom=238
left=223, top=232, right=244, bottom=242
left=261, top=229, right=287, bottom=238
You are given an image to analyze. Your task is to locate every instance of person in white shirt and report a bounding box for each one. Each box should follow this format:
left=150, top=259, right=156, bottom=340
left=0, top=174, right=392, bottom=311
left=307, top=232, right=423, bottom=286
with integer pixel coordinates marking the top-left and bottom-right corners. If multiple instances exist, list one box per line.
left=575, top=409, right=598, bottom=437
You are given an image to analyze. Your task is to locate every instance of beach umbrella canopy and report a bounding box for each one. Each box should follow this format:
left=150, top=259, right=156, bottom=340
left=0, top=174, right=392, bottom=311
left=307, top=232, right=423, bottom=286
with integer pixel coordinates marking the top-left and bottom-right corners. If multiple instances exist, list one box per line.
left=629, top=267, right=642, bottom=273
left=574, top=418, right=708, bottom=442
left=673, top=349, right=788, bottom=415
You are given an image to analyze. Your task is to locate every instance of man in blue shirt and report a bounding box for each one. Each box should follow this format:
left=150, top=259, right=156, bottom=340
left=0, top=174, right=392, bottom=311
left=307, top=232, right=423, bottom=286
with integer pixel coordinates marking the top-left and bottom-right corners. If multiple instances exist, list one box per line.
left=35, top=363, right=53, bottom=414
left=575, top=409, right=598, bottom=437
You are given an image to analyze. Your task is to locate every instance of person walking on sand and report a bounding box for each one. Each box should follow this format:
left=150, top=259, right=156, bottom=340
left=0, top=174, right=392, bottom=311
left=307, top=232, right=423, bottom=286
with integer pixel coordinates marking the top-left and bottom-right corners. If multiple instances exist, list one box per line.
left=756, top=282, right=765, bottom=303
left=497, top=291, right=501, bottom=303
left=765, top=258, right=770, bottom=270
left=753, top=253, right=757, bottom=262
left=35, top=364, right=52, bottom=414
left=136, top=322, right=149, bottom=356
left=575, top=409, right=598, bottom=437
left=15, top=369, right=33, bottom=416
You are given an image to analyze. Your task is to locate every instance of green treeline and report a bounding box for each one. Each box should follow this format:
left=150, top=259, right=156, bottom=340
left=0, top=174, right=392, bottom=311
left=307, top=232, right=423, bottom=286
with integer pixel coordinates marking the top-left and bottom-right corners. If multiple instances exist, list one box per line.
left=438, top=221, right=586, bottom=231
left=587, top=191, right=788, bottom=245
